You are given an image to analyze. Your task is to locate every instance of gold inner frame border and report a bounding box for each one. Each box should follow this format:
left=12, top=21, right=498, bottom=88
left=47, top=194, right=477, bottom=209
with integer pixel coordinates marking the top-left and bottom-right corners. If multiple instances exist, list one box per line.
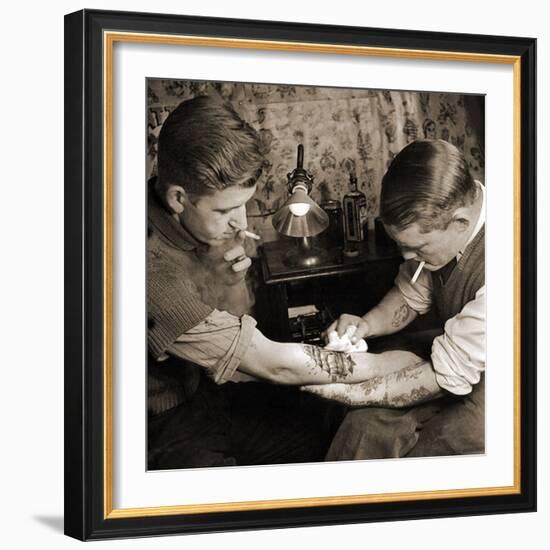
left=102, top=30, right=522, bottom=519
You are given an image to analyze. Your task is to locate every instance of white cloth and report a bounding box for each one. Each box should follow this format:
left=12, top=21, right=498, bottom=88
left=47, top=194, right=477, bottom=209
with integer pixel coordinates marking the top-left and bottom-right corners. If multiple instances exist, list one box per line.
left=394, top=182, right=486, bottom=395
left=325, top=326, right=368, bottom=353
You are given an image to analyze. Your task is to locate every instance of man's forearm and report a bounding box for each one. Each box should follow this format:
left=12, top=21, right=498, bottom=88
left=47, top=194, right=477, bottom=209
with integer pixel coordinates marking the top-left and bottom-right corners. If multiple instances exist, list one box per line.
left=239, top=331, right=356, bottom=385
left=239, top=328, right=432, bottom=386
left=261, top=342, right=367, bottom=385
left=363, top=287, right=417, bottom=337
left=303, top=361, right=445, bottom=408
left=353, top=361, right=443, bottom=407
left=265, top=344, right=426, bottom=386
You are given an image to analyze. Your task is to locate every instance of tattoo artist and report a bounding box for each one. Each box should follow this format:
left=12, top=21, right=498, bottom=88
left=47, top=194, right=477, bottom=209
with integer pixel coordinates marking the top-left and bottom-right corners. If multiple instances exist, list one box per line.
left=303, top=140, right=486, bottom=460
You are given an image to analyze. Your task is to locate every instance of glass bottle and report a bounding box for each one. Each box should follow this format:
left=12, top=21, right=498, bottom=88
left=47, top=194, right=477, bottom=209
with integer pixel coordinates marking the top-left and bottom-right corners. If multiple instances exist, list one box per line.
left=343, top=174, right=368, bottom=257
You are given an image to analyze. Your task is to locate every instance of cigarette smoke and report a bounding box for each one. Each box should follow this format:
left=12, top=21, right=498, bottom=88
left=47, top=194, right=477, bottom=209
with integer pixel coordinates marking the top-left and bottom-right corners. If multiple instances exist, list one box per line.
left=193, top=235, right=255, bottom=317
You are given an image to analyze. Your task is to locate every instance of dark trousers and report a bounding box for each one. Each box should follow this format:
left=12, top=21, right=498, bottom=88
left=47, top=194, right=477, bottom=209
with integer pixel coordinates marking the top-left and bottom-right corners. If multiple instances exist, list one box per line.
left=326, top=378, right=484, bottom=460
left=326, top=329, right=485, bottom=461
left=148, top=373, right=347, bottom=470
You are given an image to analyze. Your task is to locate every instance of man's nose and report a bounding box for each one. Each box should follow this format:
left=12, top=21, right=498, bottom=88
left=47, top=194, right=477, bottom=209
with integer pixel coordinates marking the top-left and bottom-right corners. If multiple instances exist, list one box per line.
left=230, top=205, right=248, bottom=231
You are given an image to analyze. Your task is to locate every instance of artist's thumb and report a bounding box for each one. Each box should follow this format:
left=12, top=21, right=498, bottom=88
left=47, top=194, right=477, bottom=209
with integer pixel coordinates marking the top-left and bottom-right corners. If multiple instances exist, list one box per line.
left=350, top=319, right=369, bottom=343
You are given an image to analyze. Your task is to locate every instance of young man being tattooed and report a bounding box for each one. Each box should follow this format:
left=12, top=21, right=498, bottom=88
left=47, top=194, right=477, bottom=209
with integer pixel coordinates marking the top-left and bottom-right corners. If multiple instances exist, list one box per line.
left=303, top=140, right=486, bottom=460
left=148, top=97, right=389, bottom=470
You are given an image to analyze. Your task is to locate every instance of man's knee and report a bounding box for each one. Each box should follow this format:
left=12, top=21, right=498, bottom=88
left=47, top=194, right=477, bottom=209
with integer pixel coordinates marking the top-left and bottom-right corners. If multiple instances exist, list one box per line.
left=326, top=407, right=425, bottom=461
left=408, top=384, right=485, bottom=457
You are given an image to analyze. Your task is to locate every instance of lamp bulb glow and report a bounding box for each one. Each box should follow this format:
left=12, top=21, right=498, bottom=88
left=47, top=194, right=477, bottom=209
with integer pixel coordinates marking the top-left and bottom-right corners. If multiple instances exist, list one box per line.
left=288, top=203, right=311, bottom=216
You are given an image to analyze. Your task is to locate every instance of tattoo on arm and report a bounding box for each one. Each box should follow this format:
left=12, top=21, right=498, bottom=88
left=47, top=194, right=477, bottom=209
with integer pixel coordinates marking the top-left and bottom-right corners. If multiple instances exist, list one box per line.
left=391, top=304, right=411, bottom=328
left=361, top=361, right=442, bottom=407
left=302, top=345, right=356, bottom=382
left=357, top=361, right=440, bottom=407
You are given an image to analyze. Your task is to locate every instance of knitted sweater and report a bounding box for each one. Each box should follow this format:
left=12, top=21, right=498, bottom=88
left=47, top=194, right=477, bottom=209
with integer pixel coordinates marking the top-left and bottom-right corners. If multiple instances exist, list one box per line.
left=147, top=198, right=214, bottom=360
left=147, top=181, right=255, bottom=356
left=432, top=225, right=485, bottom=326
left=147, top=183, right=256, bottom=414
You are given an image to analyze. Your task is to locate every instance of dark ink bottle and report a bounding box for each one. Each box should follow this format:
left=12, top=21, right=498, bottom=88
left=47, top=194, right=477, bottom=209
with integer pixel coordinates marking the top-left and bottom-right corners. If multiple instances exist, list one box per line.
left=343, top=173, right=367, bottom=257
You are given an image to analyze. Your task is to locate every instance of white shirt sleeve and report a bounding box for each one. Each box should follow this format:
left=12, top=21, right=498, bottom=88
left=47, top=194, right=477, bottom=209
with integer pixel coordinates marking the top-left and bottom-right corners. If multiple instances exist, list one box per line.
left=431, top=286, right=486, bottom=395
left=394, top=260, right=433, bottom=315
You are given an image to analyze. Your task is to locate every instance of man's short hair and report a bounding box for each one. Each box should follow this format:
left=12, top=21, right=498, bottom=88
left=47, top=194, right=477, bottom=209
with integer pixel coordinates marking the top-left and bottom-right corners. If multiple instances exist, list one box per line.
left=380, top=140, right=477, bottom=232
left=157, top=96, right=263, bottom=197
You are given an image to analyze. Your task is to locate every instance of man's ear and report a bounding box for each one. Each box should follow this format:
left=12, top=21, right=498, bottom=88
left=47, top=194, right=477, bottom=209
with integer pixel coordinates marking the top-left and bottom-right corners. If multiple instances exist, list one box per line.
left=165, top=185, right=188, bottom=215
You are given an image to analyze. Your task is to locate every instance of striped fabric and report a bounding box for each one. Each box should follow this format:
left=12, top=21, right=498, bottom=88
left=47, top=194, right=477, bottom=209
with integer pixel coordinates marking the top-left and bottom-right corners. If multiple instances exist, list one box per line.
left=168, top=309, right=257, bottom=384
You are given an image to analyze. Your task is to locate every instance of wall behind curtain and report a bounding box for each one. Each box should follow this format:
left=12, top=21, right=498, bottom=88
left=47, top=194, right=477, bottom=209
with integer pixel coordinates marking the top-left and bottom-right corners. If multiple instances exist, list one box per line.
left=147, top=79, right=485, bottom=243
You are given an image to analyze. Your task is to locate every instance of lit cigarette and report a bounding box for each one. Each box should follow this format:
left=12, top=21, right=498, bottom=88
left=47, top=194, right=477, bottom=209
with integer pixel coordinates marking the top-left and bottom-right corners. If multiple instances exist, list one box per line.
left=410, top=261, right=426, bottom=284
left=229, top=221, right=261, bottom=240
left=242, top=229, right=261, bottom=240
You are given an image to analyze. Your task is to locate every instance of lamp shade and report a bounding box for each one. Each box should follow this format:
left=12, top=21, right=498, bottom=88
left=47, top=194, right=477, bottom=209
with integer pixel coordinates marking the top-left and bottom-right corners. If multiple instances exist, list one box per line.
left=272, top=188, right=329, bottom=238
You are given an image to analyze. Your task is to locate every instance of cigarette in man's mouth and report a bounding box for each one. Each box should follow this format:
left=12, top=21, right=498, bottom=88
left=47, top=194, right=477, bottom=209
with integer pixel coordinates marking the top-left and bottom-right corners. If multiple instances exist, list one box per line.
left=241, top=229, right=261, bottom=240
left=410, top=261, right=426, bottom=284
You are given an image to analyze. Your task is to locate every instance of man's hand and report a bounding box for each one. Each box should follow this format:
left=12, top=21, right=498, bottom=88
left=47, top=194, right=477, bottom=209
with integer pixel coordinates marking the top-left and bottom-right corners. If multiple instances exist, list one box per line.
left=223, top=242, right=252, bottom=273
left=323, top=314, right=369, bottom=345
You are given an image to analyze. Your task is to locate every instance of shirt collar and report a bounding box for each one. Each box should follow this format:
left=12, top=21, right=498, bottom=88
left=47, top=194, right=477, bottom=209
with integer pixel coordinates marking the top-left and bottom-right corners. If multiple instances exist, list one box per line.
left=148, top=178, right=201, bottom=252
left=458, top=180, right=485, bottom=258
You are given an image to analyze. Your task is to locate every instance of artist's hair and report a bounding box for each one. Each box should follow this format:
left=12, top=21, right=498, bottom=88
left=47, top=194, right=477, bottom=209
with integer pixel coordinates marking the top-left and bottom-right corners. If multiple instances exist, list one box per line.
left=380, top=140, right=477, bottom=232
left=157, top=96, right=263, bottom=198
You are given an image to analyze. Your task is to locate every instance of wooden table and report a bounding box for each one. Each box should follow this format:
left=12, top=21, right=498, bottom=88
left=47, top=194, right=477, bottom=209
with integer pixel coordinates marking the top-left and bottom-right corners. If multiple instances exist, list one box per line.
left=256, top=231, right=401, bottom=342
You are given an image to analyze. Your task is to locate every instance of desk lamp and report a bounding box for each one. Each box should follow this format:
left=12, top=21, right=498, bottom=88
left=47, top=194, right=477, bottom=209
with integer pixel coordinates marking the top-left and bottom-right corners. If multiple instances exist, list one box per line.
left=272, top=144, right=329, bottom=267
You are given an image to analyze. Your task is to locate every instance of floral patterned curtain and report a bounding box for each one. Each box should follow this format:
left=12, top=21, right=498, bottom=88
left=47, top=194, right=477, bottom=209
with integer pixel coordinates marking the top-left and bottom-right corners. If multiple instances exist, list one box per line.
left=148, top=80, right=484, bottom=243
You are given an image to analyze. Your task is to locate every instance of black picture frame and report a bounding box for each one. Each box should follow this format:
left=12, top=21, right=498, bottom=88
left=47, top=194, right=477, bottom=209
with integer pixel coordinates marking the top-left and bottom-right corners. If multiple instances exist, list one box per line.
left=64, top=9, right=537, bottom=541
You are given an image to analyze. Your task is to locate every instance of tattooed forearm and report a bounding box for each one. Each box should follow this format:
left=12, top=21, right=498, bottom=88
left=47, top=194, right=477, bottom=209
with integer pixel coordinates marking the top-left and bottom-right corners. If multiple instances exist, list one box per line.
left=301, top=357, right=442, bottom=406
left=356, top=362, right=441, bottom=407
left=394, top=360, right=426, bottom=382
left=302, top=345, right=356, bottom=382
left=342, top=362, right=442, bottom=408
left=365, top=385, right=436, bottom=408
left=391, top=304, right=411, bottom=328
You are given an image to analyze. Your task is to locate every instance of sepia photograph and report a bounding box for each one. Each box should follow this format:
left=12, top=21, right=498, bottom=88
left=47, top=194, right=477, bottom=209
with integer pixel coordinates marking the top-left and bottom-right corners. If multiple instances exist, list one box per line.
left=146, top=78, right=486, bottom=471
left=63, top=9, right=536, bottom=539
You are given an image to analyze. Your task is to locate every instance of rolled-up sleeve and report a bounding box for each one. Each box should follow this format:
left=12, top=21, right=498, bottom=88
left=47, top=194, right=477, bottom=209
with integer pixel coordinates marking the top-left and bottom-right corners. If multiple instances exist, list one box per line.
left=431, top=286, right=486, bottom=395
left=165, top=309, right=257, bottom=384
left=394, top=260, right=433, bottom=315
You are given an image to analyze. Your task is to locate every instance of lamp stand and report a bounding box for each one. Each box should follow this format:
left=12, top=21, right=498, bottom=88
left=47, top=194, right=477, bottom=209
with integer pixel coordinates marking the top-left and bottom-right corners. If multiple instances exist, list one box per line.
left=283, top=236, right=328, bottom=268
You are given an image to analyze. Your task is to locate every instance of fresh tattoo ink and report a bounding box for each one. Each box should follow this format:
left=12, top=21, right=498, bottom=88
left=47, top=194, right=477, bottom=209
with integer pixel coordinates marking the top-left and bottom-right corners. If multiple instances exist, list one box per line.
left=302, top=345, right=356, bottom=382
